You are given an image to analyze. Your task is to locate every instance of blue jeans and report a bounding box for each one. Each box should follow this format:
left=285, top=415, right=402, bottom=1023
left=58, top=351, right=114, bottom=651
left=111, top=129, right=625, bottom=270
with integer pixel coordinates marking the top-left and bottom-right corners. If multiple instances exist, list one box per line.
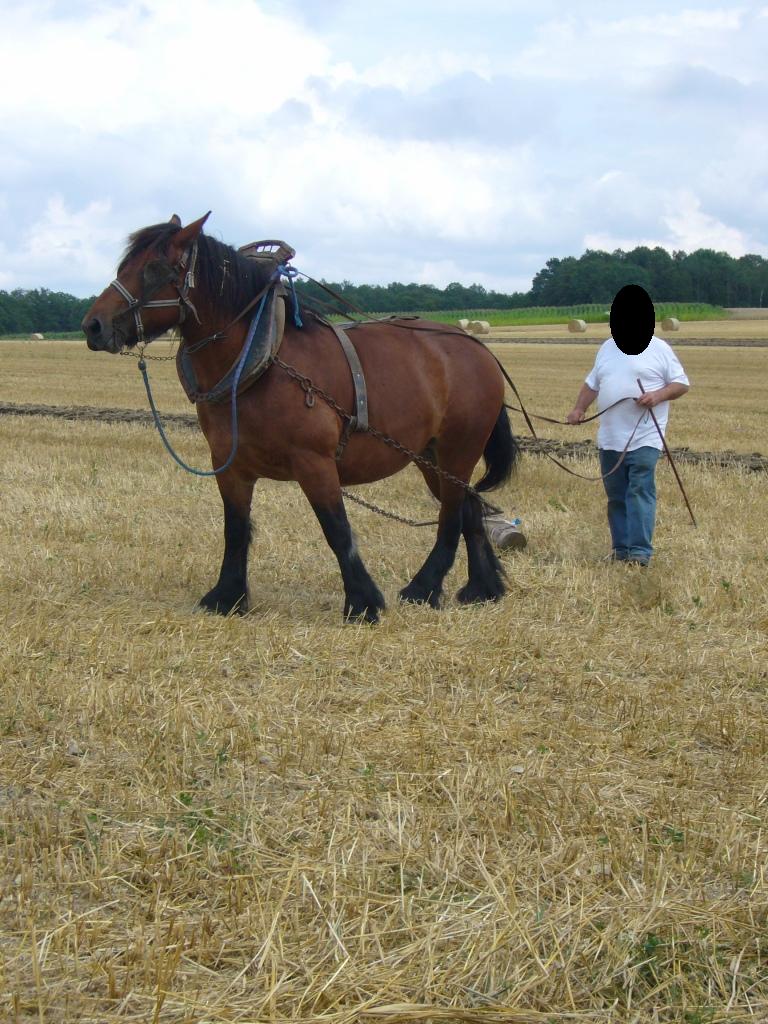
left=599, top=446, right=661, bottom=562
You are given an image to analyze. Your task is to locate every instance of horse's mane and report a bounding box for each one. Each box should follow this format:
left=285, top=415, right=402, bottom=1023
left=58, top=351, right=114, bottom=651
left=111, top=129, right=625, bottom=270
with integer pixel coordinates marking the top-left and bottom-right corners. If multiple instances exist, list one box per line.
left=119, top=222, right=278, bottom=320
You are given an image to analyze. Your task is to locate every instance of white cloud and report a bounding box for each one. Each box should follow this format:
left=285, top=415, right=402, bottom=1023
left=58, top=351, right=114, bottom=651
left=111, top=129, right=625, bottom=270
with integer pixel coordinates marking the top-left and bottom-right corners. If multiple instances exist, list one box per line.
left=661, top=190, right=767, bottom=255
left=0, top=0, right=332, bottom=131
left=583, top=191, right=768, bottom=258
left=0, top=0, right=766, bottom=296
left=1, top=197, right=125, bottom=293
left=504, top=6, right=754, bottom=84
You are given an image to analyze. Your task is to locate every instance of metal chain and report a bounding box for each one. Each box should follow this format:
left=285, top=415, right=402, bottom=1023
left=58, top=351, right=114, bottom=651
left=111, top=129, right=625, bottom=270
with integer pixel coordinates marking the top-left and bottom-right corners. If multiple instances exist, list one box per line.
left=119, top=341, right=178, bottom=363
left=273, top=356, right=505, bottom=520
left=340, top=489, right=438, bottom=527
left=118, top=333, right=181, bottom=362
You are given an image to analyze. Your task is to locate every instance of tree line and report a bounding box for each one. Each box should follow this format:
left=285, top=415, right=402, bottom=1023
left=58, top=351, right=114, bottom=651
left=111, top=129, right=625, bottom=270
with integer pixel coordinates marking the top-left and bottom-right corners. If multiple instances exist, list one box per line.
left=2, top=245, right=767, bottom=334
left=0, top=288, right=96, bottom=335
left=298, top=246, right=768, bottom=313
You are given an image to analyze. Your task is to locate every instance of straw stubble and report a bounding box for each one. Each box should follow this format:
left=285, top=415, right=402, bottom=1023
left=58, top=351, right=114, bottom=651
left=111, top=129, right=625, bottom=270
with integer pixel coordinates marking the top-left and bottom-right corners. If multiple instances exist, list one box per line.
left=0, top=342, right=766, bottom=1022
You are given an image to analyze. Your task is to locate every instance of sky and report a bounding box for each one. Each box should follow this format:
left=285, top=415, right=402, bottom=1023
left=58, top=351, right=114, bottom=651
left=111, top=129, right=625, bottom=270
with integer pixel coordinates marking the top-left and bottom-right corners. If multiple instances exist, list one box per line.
left=1, top=0, right=766, bottom=297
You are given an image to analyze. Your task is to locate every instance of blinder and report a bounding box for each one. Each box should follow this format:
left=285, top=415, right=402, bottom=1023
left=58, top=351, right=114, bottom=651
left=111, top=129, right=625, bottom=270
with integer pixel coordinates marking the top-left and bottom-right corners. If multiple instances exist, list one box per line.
left=141, top=259, right=179, bottom=301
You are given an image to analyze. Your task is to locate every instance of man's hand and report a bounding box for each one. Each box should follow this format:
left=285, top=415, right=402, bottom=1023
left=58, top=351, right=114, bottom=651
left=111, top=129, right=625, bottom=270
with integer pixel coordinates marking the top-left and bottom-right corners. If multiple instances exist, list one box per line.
left=635, top=391, right=661, bottom=409
left=567, top=384, right=598, bottom=423
left=636, top=382, right=689, bottom=408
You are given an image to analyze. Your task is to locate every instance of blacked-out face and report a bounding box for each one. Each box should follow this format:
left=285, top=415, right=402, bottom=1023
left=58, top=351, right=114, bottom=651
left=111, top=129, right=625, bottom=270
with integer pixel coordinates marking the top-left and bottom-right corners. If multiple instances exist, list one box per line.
left=610, top=284, right=655, bottom=356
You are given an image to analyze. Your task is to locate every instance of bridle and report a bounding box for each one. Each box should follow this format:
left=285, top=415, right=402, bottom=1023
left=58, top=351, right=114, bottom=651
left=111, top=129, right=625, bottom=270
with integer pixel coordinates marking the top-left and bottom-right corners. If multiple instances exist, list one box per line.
left=109, top=242, right=200, bottom=346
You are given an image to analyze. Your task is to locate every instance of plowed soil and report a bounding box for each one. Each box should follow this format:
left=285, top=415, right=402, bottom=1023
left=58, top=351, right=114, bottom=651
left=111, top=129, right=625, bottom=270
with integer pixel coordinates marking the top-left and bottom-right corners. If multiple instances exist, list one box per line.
left=2, top=400, right=765, bottom=472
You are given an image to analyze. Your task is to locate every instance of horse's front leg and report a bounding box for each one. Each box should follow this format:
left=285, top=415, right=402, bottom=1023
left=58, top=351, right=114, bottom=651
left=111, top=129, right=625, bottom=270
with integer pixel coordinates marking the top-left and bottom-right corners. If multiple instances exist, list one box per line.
left=199, top=475, right=255, bottom=615
left=295, top=456, right=385, bottom=623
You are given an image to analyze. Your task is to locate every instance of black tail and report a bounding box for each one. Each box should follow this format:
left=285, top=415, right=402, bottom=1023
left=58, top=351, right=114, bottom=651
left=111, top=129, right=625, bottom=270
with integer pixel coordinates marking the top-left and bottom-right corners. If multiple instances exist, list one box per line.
left=475, top=405, right=519, bottom=493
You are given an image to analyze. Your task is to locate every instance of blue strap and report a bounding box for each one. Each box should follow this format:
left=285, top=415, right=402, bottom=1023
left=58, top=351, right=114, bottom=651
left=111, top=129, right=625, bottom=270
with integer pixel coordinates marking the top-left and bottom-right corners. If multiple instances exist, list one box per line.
left=278, top=263, right=303, bottom=328
left=139, top=288, right=269, bottom=476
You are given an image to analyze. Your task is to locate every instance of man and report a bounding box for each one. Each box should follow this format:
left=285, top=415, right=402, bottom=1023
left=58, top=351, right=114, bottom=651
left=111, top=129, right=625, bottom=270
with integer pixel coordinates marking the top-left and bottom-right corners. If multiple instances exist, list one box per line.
left=566, top=285, right=689, bottom=566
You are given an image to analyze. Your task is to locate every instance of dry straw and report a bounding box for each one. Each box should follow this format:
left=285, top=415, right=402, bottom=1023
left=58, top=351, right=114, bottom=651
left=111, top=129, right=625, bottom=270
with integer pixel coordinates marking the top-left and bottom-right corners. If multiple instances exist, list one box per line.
left=0, top=339, right=766, bottom=1022
left=661, top=318, right=680, bottom=332
left=567, top=319, right=587, bottom=333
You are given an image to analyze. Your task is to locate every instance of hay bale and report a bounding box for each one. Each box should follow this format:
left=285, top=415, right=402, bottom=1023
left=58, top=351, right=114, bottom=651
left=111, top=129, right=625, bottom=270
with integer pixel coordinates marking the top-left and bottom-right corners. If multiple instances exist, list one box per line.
left=568, top=319, right=587, bottom=333
left=661, top=317, right=680, bottom=331
left=468, top=320, right=491, bottom=335
left=30, top=332, right=44, bottom=340
left=458, top=319, right=469, bottom=330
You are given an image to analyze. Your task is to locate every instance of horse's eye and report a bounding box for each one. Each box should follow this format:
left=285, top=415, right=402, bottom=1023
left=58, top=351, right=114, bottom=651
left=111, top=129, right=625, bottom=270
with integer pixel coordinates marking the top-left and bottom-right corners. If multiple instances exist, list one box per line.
left=142, top=260, right=175, bottom=296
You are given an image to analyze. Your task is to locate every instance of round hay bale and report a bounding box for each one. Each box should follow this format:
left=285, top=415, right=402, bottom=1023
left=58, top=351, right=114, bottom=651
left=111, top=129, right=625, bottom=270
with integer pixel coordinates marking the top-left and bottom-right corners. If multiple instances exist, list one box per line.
left=468, top=320, right=490, bottom=335
left=476, top=320, right=491, bottom=334
left=458, top=318, right=469, bottom=330
left=661, top=317, right=680, bottom=331
left=568, top=319, right=587, bottom=333
left=30, top=332, right=44, bottom=340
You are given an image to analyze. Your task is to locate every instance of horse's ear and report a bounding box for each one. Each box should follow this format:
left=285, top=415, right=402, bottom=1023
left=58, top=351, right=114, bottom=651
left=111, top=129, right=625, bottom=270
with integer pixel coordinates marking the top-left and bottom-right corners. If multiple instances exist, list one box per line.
left=169, top=214, right=182, bottom=226
left=169, top=212, right=211, bottom=254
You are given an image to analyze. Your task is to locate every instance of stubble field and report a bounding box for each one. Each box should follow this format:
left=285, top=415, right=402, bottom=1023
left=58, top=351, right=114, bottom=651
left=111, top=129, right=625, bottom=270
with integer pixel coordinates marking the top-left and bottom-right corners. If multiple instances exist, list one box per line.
left=0, top=336, right=766, bottom=1023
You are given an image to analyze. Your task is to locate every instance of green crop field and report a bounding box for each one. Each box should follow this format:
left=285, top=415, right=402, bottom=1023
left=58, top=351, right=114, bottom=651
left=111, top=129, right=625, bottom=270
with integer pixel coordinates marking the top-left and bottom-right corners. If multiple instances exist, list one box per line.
left=361, top=303, right=729, bottom=327
left=1, top=302, right=732, bottom=339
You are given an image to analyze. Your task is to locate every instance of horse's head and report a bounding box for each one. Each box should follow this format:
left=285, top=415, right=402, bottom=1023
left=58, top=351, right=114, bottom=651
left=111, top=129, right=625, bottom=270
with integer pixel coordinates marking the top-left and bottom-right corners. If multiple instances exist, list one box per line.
left=82, top=212, right=210, bottom=353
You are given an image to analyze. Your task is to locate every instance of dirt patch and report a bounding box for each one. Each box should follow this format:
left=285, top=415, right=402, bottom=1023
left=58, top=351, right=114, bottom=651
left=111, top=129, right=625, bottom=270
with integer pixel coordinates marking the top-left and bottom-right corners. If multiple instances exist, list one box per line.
left=2, top=401, right=766, bottom=472
left=0, top=402, right=195, bottom=429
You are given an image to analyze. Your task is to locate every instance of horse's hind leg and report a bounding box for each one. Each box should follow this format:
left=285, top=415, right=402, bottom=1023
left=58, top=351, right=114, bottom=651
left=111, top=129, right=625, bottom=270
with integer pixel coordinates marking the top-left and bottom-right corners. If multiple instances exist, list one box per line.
left=456, top=493, right=506, bottom=604
left=199, top=475, right=255, bottom=615
left=296, top=458, right=385, bottom=623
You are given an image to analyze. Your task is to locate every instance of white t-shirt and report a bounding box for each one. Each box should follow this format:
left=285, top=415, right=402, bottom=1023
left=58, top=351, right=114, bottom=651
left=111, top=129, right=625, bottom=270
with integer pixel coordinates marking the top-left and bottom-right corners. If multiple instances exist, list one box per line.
left=584, top=336, right=690, bottom=451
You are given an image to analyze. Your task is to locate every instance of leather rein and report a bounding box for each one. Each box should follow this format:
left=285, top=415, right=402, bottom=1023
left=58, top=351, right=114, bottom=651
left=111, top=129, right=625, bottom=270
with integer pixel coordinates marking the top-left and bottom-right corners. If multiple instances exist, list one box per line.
left=109, top=249, right=694, bottom=524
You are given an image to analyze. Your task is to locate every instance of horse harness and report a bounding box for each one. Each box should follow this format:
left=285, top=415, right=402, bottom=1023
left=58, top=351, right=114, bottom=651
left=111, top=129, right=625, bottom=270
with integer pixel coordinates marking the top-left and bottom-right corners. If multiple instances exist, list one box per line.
left=325, top=321, right=369, bottom=459
left=109, top=236, right=373, bottom=467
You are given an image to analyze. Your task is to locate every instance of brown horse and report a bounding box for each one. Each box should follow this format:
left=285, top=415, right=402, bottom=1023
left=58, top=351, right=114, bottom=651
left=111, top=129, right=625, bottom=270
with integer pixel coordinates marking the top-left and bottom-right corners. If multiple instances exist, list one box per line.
left=82, top=213, right=518, bottom=621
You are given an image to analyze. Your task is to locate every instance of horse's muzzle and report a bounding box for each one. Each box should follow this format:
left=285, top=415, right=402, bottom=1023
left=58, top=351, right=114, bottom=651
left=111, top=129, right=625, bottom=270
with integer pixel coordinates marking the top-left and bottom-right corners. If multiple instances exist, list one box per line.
left=83, top=315, right=121, bottom=353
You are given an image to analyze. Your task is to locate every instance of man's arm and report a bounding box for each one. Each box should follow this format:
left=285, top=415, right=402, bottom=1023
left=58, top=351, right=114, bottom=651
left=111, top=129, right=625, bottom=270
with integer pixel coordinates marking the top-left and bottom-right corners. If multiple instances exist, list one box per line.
left=635, top=382, right=689, bottom=409
left=566, top=383, right=599, bottom=424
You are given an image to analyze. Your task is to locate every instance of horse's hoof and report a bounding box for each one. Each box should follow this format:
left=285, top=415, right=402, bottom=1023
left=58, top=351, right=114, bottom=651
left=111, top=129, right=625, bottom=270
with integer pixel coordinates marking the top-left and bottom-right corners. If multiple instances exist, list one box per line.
left=456, top=580, right=505, bottom=605
left=343, top=584, right=385, bottom=624
left=198, top=588, right=249, bottom=616
left=399, top=583, right=442, bottom=608
left=344, top=604, right=381, bottom=624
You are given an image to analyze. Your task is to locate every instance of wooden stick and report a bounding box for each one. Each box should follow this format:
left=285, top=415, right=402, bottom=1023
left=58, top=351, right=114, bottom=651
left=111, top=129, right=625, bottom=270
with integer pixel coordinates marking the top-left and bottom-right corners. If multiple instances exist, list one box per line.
left=637, top=378, right=697, bottom=527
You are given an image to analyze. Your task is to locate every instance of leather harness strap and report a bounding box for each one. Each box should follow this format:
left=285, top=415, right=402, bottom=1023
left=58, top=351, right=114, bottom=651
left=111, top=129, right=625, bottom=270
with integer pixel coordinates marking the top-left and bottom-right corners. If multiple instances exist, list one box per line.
left=327, top=321, right=369, bottom=461
left=329, top=323, right=368, bottom=431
